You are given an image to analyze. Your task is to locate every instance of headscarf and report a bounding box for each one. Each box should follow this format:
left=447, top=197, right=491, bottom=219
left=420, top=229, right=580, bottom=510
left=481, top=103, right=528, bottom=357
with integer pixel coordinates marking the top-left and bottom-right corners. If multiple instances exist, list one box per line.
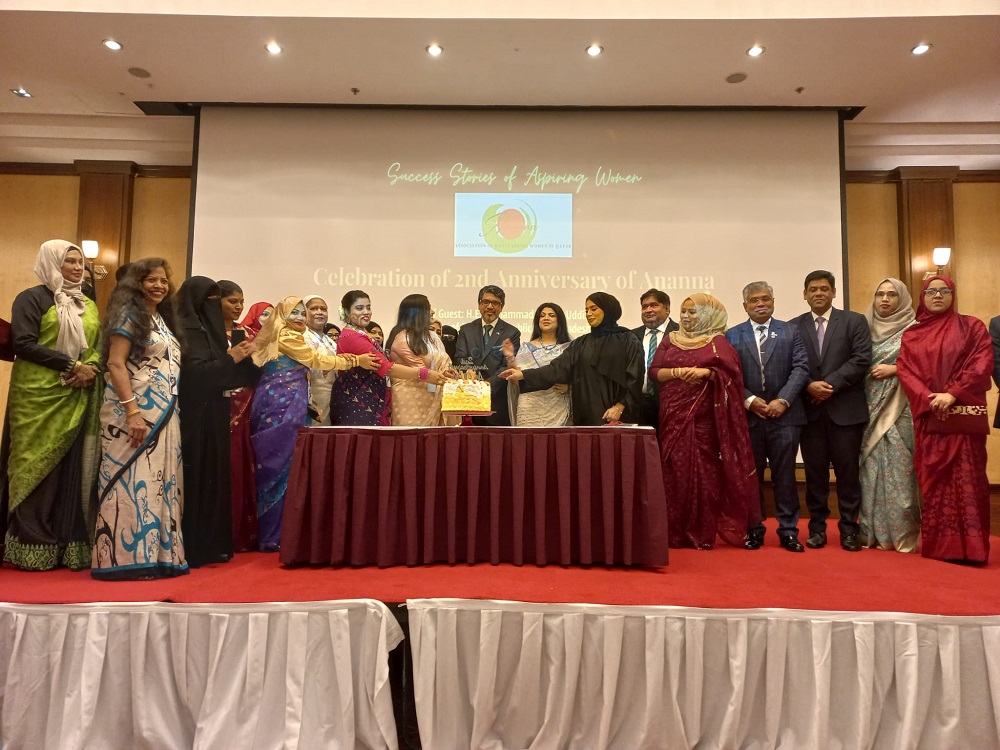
left=915, top=274, right=958, bottom=325
left=240, top=301, right=273, bottom=336
left=585, top=292, right=630, bottom=338
left=865, top=277, right=915, bottom=344
left=33, top=239, right=88, bottom=359
left=176, top=276, right=228, bottom=357
left=669, top=293, right=728, bottom=350
left=252, top=296, right=301, bottom=366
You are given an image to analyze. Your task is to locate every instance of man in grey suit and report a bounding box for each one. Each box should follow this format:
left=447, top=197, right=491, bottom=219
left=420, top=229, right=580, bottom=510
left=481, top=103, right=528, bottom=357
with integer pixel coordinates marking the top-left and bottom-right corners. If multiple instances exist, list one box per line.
left=990, top=315, right=1000, bottom=429
left=630, top=289, right=679, bottom=429
left=794, top=270, right=872, bottom=551
left=727, top=281, right=810, bottom=552
left=454, top=285, right=521, bottom=426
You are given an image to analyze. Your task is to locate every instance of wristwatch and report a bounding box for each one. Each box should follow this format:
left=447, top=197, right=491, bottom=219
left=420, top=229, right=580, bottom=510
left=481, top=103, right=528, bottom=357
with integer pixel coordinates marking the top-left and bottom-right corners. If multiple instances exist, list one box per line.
left=777, top=398, right=790, bottom=408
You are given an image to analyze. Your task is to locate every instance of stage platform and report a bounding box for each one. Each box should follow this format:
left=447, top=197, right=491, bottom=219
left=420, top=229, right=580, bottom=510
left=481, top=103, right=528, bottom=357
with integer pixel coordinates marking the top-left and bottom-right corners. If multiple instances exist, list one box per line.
left=3, top=523, right=1000, bottom=749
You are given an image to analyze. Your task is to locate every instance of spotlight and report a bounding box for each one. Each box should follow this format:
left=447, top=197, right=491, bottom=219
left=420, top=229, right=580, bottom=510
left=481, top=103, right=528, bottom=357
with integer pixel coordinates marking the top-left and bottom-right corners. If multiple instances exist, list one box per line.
left=266, top=41, right=283, bottom=55
left=11, top=87, right=31, bottom=98
left=426, top=44, right=443, bottom=57
left=103, top=39, right=123, bottom=51
left=911, top=43, right=932, bottom=55
left=747, top=45, right=765, bottom=57
left=586, top=44, right=603, bottom=57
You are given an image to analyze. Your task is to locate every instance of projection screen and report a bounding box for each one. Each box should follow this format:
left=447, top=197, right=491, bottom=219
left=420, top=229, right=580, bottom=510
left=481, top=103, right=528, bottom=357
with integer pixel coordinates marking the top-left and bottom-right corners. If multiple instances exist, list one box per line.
left=191, top=107, right=845, bottom=335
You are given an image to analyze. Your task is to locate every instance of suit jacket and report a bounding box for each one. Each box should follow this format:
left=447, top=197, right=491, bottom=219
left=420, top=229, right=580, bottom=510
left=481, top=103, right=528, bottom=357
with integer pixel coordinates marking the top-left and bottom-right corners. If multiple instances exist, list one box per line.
left=631, top=319, right=679, bottom=395
left=990, top=315, right=1000, bottom=428
left=725, top=318, right=809, bottom=428
left=793, top=308, right=872, bottom=426
left=454, top=316, right=522, bottom=406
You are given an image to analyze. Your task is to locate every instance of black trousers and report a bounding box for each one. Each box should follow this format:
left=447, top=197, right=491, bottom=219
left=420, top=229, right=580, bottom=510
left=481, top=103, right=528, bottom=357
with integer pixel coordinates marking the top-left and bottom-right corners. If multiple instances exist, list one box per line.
left=799, top=411, right=865, bottom=536
left=748, top=419, right=802, bottom=538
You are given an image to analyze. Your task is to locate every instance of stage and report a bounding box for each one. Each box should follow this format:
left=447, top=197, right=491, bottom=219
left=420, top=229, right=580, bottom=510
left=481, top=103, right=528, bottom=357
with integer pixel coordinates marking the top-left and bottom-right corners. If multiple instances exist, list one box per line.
left=3, top=523, right=1000, bottom=749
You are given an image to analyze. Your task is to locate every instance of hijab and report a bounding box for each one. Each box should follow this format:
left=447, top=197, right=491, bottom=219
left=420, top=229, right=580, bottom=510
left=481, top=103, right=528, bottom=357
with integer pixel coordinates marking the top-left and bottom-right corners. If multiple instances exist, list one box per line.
left=240, top=301, right=273, bottom=336
left=865, top=277, right=915, bottom=344
left=252, top=296, right=301, bottom=366
left=585, top=292, right=630, bottom=338
left=33, top=239, right=89, bottom=359
left=669, top=293, right=728, bottom=350
left=176, top=276, right=228, bottom=357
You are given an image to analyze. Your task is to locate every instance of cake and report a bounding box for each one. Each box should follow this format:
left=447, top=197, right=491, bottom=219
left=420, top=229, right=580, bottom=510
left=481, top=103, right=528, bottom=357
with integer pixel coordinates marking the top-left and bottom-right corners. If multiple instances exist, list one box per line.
left=441, top=371, right=492, bottom=415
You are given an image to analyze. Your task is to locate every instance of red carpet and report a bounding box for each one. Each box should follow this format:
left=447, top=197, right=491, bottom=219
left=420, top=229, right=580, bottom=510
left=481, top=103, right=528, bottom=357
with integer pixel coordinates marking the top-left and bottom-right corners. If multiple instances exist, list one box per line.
left=3, top=524, right=998, bottom=616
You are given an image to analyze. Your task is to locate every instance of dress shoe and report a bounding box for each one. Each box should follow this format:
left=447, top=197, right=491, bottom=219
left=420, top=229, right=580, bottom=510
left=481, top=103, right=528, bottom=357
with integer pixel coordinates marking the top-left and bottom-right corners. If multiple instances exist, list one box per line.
left=840, top=533, right=862, bottom=552
left=744, top=534, right=764, bottom=550
left=779, top=536, right=805, bottom=553
left=805, top=531, right=827, bottom=549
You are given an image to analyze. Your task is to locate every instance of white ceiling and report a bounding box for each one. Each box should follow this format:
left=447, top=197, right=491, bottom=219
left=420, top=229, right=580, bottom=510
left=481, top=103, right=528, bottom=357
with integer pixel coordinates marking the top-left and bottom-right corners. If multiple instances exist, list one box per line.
left=1, top=3, right=999, bottom=170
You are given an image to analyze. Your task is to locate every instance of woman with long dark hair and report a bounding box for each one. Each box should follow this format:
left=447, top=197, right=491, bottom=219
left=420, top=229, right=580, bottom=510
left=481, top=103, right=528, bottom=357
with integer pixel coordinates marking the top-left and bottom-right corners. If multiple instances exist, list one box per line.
left=386, top=294, right=458, bottom=426
left=2, top=240, right=101, bottom=571
left=501, top=302, right=573, bottom=426
left=92, top=258, right=188, bottom=579
left=500, top=293, right=643, bottom=426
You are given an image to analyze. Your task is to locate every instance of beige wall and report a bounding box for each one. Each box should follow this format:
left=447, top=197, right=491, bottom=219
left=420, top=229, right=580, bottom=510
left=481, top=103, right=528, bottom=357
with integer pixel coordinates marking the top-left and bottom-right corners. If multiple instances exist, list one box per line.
left=130, top=176, right=191, bottom=284
left=0, top=174, right=80, bottom=428
left=845, top=183, right=899, bottom=313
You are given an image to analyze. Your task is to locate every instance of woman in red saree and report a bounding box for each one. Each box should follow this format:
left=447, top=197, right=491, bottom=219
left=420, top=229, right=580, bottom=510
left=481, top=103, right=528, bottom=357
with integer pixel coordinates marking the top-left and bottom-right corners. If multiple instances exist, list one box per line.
left=896, top=275, right=993, bottom=564
left=650, top=293, right=760, bottom=549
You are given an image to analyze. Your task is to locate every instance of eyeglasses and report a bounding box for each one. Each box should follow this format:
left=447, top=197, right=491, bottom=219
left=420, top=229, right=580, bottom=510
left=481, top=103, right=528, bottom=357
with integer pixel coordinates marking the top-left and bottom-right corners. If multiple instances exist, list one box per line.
left=746, top=296, right=773, bottom=304
left=479, top=299, right=502, bottom=308
left=924, top=288, right=954, bottom=298
left=874, top=291, right=899, bottom=299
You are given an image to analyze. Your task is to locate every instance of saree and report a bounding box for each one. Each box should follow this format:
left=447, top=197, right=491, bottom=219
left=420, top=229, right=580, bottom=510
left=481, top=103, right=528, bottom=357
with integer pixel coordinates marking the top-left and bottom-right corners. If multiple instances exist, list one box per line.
left=329, top=326, right=393, bottom=426
left=389, top=331, right=459, bottom=426
left=860, top=327, right=921, bottom=552
left=896, top=276, right=993, bottom=563
left=303, top=327, right=338, bottom=425
left=3, top=289, right=101, bottom=570
left=92, top=313, right=187, bottom=579
left=508, top=341, right=572, bottom=426
left=228, top=325, right=258, bottom=551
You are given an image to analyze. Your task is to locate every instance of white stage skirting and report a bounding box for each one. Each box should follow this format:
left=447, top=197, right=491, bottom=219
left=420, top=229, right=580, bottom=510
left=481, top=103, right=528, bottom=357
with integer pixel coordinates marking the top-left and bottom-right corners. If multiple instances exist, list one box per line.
left=407, top=598, right=1000, bottom=750
left=0, top=599, right=403, bottom=750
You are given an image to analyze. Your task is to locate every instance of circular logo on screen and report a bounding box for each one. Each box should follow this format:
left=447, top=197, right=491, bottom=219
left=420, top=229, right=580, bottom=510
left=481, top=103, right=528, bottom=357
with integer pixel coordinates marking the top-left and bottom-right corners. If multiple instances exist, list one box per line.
left=481, top=202, right=538, bottom=254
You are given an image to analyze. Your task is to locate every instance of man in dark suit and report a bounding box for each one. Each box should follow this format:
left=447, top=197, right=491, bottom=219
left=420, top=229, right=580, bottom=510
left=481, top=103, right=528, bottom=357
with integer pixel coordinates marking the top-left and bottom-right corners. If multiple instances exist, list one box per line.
left=794, top=270, right=872, bottom=551
left=454, top=285, right=521, bottom=426
left=726, top=281, right=810, bottom=552
left=990, top=315, right=1000, bottom=429
left=630, top=289, right=678, bottom=428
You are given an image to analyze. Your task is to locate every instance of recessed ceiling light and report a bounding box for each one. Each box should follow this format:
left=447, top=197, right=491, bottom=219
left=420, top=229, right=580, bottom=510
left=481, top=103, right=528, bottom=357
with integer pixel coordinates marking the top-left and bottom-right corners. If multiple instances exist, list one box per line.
left=266, top=41, right=283, bottom=55
left=747, top=45, right=765, bottom=57
left=11, top=87, right=31, bottom=98
left=911, top=43, right=932, bottom=55
left=103, top=39, right=123, bottom=51
left=426, top=44, right=443, bottom=57
left=586, top=44, right=603, bottom=57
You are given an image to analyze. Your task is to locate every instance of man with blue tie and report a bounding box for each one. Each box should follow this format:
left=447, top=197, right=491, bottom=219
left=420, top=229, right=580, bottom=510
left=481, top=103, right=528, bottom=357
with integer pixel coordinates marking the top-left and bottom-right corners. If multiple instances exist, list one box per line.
left=726, top=282, right=810, bottom=552
left=630, top=289, right=679, bottom=429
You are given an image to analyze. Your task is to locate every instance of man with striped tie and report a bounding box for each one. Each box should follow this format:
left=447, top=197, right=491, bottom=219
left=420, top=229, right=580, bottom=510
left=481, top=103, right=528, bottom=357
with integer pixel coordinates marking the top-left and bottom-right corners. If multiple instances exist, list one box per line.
left=726, top=281, right=810, bottom=552
left=631, top=289, right=678, bottom=430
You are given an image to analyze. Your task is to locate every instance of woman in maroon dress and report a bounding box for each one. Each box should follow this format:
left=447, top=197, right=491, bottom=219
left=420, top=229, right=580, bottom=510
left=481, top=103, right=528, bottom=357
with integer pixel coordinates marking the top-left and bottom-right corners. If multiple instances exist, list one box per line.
left=896, top=275, right=993, bottom=564
left=650, top=293, right=760, bottom=549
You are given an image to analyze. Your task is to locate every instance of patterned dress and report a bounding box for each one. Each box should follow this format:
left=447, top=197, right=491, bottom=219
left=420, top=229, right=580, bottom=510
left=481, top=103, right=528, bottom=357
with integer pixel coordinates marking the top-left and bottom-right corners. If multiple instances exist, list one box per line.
left=508, top=340, right=572, bottom=426
left=92, top=313, right=187, bottom=579
left=328, top=326, right=393, bottom=426
left=859, top=329, right=921, bottom=551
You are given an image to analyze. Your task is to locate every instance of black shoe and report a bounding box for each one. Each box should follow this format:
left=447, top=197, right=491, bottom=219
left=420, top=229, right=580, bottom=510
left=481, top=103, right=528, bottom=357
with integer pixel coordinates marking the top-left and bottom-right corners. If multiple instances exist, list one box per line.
left=840, top=533, right=862, bottom=552
left=745, top=534, right=764, bottom=550
left=780, top=536, right=805, bottom=553
left=805, top=531, right=827, bottom=549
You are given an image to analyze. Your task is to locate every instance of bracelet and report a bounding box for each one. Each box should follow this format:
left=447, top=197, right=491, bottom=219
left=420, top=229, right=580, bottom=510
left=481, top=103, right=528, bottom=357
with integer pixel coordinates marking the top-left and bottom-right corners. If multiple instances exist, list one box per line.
left=64, top=359, right=79, bottom=374
left=419, top=367, right=429, bottom=381
left=126, top=409, right=142, bottom=419
left=119, top=396, right=136, bottom=406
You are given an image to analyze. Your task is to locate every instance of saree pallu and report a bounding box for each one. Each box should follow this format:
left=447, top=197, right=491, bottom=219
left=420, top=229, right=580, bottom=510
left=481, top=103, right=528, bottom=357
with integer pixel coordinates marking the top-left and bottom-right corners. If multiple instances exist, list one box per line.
left=859, top=330, right=921, bottom=552
left=251, top=356, right=309, bottom=550
left=4, top=301, right=101, bottom=571
left=329, top=328, right=391, bottom=426
left=92, top=321, right=187, bottom=580
left=653, top=338, right=760, bottom=549
left=229, top=386, right=258, bottom=551
left=509, top=341, right=572, bottom=426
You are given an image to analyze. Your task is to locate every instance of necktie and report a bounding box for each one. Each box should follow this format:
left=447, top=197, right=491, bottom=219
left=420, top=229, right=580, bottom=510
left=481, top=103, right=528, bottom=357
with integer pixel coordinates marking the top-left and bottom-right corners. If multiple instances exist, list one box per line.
left=646, top=330, right=659, bottom=396
left=756, top=325, right=768, bottom=390
left=484, top=324, right=493, bottom=351
left=816, top=316, right=826, bottom=353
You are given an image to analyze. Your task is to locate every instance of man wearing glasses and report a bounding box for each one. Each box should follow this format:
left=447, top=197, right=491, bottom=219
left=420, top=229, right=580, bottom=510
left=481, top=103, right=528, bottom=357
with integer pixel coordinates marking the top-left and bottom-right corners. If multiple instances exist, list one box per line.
left=794, top=270, right=872, bottom=552
left=455, top=285, right=521, bottom=426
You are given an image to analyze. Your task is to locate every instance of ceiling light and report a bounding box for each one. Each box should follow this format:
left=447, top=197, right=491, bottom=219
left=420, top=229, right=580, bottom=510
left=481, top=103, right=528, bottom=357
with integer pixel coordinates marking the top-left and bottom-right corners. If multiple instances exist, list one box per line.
left=11, top=87, right=31, bottom=98
left=426, top=44, right=443, bottom=57
left=586, top=44, right=603, bottom=57
left=747, top=45, right=765, bottom=57
left=911, top=43, right=932, bottom=55
left=266, top=41, right=282, bottom=55
left=103, top=39, right=123, bottom=51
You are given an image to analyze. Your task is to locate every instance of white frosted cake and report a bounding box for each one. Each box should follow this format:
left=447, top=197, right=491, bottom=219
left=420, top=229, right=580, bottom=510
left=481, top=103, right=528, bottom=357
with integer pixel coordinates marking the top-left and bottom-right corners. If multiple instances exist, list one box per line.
left=441, top=372, right=492, bottom=415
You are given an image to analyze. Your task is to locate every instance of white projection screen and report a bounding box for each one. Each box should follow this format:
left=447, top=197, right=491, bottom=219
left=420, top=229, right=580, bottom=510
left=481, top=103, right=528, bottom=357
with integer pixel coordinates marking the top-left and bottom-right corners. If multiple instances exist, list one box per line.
left=191, top=107, right=846, bottom=336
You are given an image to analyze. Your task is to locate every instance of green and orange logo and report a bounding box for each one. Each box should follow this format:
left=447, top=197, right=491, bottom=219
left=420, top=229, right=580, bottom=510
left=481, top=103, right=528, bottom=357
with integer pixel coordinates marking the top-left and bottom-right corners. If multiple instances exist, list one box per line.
left=481, top=202, right=539, bottom=254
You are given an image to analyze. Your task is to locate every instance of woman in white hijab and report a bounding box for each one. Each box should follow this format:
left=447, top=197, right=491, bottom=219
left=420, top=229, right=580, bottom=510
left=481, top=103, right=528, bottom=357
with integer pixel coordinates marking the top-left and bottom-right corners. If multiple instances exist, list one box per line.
left=859, top=278, right=921, bottom=552
left=1, top=240, right=102, bottom=570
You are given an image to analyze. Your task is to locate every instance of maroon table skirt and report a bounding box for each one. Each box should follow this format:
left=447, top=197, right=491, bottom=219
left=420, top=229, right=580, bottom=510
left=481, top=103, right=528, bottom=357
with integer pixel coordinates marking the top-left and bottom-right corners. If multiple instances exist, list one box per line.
left=279, top=426, right=669, bottom=567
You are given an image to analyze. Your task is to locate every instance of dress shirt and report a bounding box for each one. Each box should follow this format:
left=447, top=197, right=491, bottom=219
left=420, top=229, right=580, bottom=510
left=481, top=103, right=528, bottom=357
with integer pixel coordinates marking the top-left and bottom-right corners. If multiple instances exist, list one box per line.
left=641, top=321, right=669, bottom=391
left=744, top=317, right=771, bottom=409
